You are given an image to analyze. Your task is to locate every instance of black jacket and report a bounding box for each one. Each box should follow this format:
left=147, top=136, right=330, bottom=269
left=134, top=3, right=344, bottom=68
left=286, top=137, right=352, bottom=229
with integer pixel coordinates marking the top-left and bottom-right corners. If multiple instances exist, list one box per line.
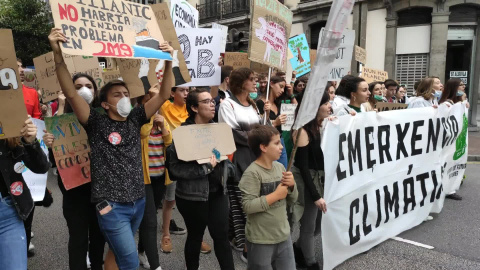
left=166, top=118, right=235, bottom=201
left=0, top=139, right=50, bottom=220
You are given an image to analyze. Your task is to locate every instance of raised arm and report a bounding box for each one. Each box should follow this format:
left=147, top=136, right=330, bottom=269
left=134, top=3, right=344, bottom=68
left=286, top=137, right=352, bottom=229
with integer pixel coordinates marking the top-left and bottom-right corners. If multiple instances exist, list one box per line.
left=48, top=28, right=90, bottom=125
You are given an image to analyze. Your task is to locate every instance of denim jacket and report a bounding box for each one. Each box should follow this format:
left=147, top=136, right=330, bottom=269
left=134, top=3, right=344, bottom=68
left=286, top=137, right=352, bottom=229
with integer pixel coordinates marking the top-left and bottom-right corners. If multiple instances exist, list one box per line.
left=0, top=139, right=50, bottom=220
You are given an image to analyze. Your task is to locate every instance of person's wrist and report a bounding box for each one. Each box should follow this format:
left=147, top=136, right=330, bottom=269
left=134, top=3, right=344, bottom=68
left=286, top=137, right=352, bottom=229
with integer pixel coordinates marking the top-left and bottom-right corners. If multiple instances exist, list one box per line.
left=21, top=137, right=36, bottom=145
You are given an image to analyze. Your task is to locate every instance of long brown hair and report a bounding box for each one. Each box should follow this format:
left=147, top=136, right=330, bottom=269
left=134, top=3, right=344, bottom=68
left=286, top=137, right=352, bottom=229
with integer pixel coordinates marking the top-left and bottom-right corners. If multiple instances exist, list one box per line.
left=229, top=67, right=257, bottom=111
left=2, top=138, right=21, bottom=149
left=439, top=78, right=462, bottom=104
left=415, top=78, right=435, bottom=100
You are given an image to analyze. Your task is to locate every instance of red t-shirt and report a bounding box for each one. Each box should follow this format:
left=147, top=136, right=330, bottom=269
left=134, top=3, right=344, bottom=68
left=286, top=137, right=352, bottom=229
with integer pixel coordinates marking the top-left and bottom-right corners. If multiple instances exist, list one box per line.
left=22, top=85, right=42, bottom=119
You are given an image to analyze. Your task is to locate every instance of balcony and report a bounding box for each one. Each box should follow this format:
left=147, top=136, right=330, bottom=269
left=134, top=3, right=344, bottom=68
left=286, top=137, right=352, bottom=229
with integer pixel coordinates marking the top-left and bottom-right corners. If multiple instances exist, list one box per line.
left=197, top=0, right=250, bottom=24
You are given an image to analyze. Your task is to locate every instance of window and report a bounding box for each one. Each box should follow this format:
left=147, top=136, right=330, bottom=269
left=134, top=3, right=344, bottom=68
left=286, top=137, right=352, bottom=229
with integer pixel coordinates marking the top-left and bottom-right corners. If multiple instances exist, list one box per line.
left=309, top=21, right=326, bottom=50
left=397, top=7, right=432, bottom=27
left=395, top=54, right=428, bottom=95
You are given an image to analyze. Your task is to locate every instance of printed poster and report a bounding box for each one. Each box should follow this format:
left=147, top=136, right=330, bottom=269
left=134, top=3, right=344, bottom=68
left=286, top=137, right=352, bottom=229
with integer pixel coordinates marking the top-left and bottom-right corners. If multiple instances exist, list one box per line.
left=49, top=0, right=172, bottom=60
left=170, top=0, right=199, bottom=28
left=288, top=34, right=311, bottom=77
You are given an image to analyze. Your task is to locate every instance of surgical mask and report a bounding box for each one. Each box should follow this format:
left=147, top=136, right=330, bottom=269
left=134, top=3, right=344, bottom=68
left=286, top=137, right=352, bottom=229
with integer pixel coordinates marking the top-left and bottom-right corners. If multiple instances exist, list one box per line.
left=434, top=90, right=442, bottom=100
left=374, top=95, right=383, bottom=101
left=78, top=86, right=94, bottom=104
left=249, top=92, right=258, bottom=99
left=256, top=82, right=260, bottom=89
left=456, top=90, right=465, bottom=97
left=116, top=96, right=132, bottom=117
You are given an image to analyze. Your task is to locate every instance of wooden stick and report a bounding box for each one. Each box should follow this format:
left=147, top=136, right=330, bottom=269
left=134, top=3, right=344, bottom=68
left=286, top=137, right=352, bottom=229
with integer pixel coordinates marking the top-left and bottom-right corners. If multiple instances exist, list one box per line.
left=263, top=67, right=272, bottom=125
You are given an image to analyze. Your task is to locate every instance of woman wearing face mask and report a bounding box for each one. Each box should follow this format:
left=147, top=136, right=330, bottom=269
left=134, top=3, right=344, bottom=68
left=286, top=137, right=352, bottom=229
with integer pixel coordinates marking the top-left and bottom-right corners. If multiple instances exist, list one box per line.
left=166, top=89, right=235, bottom=270
left=291, top=90, right=332, bottom=270
left=407, top=78, right=438, bottom=108
left=363, top=81, right=384, bottom=112
left=336, top=77, right=370, bottom=116
left=439, top=78, right=469, bottom=107
left=218, top=67, right=262, bottom=262
left=43, top=73, right=106, bottom=270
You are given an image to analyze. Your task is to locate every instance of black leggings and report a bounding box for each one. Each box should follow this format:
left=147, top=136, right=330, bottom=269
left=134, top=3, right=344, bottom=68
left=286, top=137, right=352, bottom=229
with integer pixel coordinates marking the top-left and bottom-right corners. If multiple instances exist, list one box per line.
left=176, top=191, right=234, bottom=270
left=138, top=184, right=160, bottom=269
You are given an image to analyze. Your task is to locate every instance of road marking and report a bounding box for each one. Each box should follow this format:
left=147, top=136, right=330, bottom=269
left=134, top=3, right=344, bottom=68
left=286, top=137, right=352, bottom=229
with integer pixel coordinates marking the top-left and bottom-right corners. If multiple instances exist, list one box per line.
left=391, top=237, right=434, bottom=249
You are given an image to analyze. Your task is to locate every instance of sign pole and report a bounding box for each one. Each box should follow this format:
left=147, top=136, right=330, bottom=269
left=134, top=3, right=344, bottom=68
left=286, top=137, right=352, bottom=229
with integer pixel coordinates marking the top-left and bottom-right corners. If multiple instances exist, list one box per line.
left=264, top=66, right=272, bottom=124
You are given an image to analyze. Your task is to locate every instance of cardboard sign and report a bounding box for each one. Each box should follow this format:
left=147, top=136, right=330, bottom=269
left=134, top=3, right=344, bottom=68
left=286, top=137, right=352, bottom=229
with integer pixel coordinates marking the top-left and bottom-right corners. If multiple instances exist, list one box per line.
left=248, top=0, right=292, bottom=70
left=172, top=123, right=236, bottom=163
left=376, top=102, right=408, bottom=111
left=354, top=45, right=366, bottom=64
left=49, top=0, right=172, bottom=60
left=319, top=28, right=355, bottom=81
left=23, top=119, right=49, bottom=201
left=280, top=103, right=297, bottom=131
left=23, top=69, right=39, bottom=90
left=100, top=69, right=122, bottom=87
left=117, top=58, right=164, bottom=98
left=170, top=0, right=199, bottom=28
left=212, top=23, right=228, bottom=53
left=176, top=28, right=222, bottom=87
left=0, top=29, right=27, bottom=139
left=310, top=49, right=317, bottom=70
left=45, top=112, right=91, bottom=190
left=288, top=34, right=311, bottom=77
left=224, top=52, right=270, bottom=73
left=152, top=3, right=191, bottom=86
left=361, top=67, right=388, bottom=84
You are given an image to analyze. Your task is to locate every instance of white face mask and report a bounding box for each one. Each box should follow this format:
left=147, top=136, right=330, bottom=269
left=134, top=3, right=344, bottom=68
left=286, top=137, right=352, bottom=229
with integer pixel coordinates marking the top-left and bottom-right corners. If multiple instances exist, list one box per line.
left=78, top=86, right=94, bottom=104
left=116, top=96, right=132, bottom=117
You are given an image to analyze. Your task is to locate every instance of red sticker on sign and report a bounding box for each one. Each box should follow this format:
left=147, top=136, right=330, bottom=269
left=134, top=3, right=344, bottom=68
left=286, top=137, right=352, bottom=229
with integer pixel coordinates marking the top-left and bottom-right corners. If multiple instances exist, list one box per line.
left=10, top=181, right=23, bottom=196
left=108, top=132, right=122, bottom=145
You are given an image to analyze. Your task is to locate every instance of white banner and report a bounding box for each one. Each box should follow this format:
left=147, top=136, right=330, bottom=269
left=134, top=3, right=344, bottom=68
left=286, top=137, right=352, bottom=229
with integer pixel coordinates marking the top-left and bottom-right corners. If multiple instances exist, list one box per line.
left=320, top=28, right=355, bottom=81
left=23, top=119, right=49, bottom=202
left=321, top=103, right=468, bottom=270
left=176, top=28, right=222, bottom=87
left=170, top=0, right=199, bottom=28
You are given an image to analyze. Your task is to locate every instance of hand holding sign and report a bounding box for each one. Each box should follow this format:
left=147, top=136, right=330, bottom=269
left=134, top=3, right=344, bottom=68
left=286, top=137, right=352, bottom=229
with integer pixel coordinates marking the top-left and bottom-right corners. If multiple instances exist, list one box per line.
left=21, top=118, right=38, bottom=144
left=48, top=28, right=68, bottom=57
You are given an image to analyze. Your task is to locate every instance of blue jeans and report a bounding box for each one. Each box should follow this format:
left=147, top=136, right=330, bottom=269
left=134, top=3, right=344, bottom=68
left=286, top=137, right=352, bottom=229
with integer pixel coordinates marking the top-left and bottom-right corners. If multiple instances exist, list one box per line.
left=96, top=197, right=146, bottom=270
left=277, top=138, right=288, bottom=169
left=0, top=195, right=27, bottom=270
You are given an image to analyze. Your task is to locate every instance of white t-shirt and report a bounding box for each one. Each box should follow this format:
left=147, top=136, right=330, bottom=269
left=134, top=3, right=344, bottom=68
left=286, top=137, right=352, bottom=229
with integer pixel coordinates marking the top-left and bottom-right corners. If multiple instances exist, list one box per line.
left=407, top=97, right=434, bottom=108
left=218, top=97, right=261, bottom=130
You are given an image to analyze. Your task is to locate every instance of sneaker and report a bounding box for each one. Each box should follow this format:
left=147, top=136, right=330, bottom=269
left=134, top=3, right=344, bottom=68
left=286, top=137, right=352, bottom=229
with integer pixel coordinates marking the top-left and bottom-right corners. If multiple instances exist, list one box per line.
left=200, top=241, right=211, bottom=254
left=161, top=236, right=173, bottom=253
left=169, top=220, right=186, bottom=235
left=28, top=243, right=35, bottom=257
left=28, top=242, right=35, bottom=251
left=424, top=215, right=433, bottom=221
left=446, top=193, right=463, bottom=200
left=240, top=250, right=247, bottom=263
left=31, top=231, right=34, bottom=238
left=86, top=252, right=91, bottom=269
left=139, top=251, right=150, bottom=269
left=293, top=242, right=307, bottom=268
left=229, top=239, right=243, bottom=252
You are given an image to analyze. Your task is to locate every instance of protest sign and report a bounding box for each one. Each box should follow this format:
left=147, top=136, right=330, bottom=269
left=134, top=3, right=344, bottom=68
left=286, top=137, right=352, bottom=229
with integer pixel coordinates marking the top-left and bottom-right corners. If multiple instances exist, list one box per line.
left=45, top=112, right=91, bottom=190
left=49, top=0, right=172, bottom=60
left=176, top=28, right=222, bottom=87
left=354, top=45, right=366, bottom=64
left=280, top=103, right=297, bottom=131
left=319, top=28, right=355, bottom=81
left=212, top=23, right=228, bottom=53
left=288, top=34, right=311, bottom=77
left=172, top=123, right=236, bottom=163
left=0, top=29, right=27, bottom=139
left=376, top=102, right=408, bottom=112
left=224, top=52, right=251, bottom=69
left=117, top=58, right=164, bottom=98
left=170, top=0, right=199, bottom=28
left=248, top=0, right=293, bottom=70
left=23, top=69, right=39, bottom=90
left=361, top=67, right=388, bottom=84
left=309, top=49, right=317, bottom=70
left=152, top=3, right=191, bottom=86
left=22, top=119, right=49, bottom=201
left=99, top=69, right=122, bottom=88
left=321, top=103, right=468, bottom=270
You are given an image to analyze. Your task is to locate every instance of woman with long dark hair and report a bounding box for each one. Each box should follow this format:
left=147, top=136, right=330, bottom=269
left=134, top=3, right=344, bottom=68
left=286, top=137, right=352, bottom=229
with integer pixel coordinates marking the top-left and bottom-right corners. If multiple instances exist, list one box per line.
left=335, top=76, right=369, bottom=116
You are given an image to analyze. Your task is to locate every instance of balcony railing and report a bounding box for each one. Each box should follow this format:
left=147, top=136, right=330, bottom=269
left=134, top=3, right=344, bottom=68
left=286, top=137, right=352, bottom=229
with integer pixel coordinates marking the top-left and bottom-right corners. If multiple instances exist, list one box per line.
left=197, top=0, right=250, bottom=23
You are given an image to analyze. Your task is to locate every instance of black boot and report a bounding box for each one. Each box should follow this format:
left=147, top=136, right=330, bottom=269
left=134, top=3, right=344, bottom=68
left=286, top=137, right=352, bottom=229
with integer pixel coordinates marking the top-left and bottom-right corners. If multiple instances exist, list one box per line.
left=293, top=242, right=307, bottom=268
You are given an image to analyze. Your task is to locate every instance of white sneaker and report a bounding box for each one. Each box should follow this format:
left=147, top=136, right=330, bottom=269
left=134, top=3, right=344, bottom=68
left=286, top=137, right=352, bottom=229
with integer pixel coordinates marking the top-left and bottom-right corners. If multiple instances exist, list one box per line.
left=30, top=231, right=34, bottom=238
left=153, top=267, right=162, bottom=270
left=86, top=252, right=91, bottom=269
left=139, top=252, right=150, bottom=269
left=424, top=215, right=433, bottom=221
left=28, top=242, right=35, bottom=251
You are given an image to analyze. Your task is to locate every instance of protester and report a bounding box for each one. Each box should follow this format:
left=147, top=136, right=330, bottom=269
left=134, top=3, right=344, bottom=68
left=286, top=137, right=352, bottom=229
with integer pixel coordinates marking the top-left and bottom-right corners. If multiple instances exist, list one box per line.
left=293, top=78, right=307, bottom=96
left=43, top=73, right=106, bottom=270
left=334, top=76, right=368, bottom=116
left=407, top=78, right=438, bottom=108
left=17, top=59, right=42, bottom=119
left=326, top=81, right=335, bottom=101
left=291, top=90, right=331, bottom=270
left=257, top=73, right=268, bottom=96
left=331, top=75, right=359, bottom=115
left=49, top=28, right=173, bottom=269
left=166, top=89, right=235, bottom=270
left=363, top=81, right=383, bottom=112
left=0, top=118, right=50, bottom=270
left=384, top=79, right=398, bottom=103
left=239, top=124, right=298, bottom=270
left=396, top=85, right=407, bottom=103
left=218, top=67, right=262, bottom=262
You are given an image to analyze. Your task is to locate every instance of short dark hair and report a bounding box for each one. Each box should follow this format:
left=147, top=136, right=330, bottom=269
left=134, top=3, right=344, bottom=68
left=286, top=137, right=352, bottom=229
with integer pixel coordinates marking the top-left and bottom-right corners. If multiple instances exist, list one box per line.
left=275, top=71, right=286, bottom=77
left=221, top=65, right=234, bottom=83
left=336, top=75, right=365, bottom=98
left=99, top=80, right=129, bottom=103
left=384, top=79, right=398, bottom=89
left=16, top=58, right=22, bottom=64
left=248, top=125, right=280, bottom=158
left=186, top=88, right=209, bottom=120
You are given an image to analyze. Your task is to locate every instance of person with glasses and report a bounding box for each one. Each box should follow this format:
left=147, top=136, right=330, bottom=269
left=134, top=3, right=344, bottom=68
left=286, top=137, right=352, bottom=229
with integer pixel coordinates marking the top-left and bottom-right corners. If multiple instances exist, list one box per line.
left=167, top=89, right=235, bottom=270
left=396, top=85, right=407, bottom=103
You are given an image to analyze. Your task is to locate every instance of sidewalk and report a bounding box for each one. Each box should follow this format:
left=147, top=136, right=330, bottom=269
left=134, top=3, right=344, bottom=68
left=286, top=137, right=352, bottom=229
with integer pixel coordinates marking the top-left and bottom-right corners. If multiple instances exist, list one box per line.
left=467, top=103, right=480, bottom=161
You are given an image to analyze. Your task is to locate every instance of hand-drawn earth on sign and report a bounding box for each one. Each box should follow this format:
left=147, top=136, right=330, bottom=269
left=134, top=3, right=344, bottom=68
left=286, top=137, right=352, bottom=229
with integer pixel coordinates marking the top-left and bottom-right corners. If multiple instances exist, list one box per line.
left=254, top=17, right=287, bottom=69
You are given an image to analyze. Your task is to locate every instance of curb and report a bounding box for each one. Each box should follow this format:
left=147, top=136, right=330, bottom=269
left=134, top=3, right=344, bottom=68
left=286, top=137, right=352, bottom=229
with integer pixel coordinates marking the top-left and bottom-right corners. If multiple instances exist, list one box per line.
left=467, top=155, right=480, bottom=161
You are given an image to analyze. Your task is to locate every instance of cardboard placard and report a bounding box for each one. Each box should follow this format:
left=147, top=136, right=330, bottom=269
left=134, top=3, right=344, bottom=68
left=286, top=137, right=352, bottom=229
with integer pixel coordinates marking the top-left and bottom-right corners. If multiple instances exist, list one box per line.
left=280, top=103, right=297, bottom=131
left=172, top=123, right=236, bottom=163
left=310, top=49, right=317, bottom=70
left=361, top=67, right=388, bottom=84
left=117, top=58, right=164, bottom=98
left=288, top=34, right=311, bottom=77
left=45, top=112, right=91, bottom=190
left=224, top=52, right=270, bottom=73
left=248, top=0, right=292, bottom=70
left=319, top=28, right=355, bottom=81
left=212, top=23, right=228, bottom=53
left=176, top=28, right=222, bottom=87
left=100, top=69, right=122, bottom=88
left=23, top=69, right=39, bottom=90
left=354, top=45, right=366, bottom=64
left=151, top=3, right=191, bottom=86
left=0, top=29, right=27, bottom=139
left=170, top=0, right=199, bottom=28
left=49, top=0, right=172, bottom=60
left=23, top=119, right=49, bottom=201
left=376, top=102, right=408, bottom=112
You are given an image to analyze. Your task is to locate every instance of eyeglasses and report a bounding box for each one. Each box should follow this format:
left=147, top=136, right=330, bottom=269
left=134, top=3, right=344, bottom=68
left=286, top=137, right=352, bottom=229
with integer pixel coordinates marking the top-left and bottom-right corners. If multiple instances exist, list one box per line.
left=198, top=98, right=216, bottom=105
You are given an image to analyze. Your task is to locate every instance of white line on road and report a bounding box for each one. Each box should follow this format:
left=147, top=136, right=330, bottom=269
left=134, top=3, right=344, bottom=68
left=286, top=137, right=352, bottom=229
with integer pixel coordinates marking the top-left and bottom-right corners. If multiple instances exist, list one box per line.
left=391, top=237, right=435, bottom=249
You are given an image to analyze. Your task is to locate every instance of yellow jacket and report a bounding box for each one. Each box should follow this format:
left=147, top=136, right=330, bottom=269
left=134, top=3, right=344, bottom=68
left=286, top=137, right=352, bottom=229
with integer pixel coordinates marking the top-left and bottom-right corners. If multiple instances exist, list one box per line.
left=141, top=116, right=173, bottom=185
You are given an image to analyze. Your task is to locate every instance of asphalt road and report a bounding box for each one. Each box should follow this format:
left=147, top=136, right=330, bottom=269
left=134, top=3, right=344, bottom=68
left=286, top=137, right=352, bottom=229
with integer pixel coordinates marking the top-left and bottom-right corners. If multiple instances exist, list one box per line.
left=28, top=163, right=480, bottom=270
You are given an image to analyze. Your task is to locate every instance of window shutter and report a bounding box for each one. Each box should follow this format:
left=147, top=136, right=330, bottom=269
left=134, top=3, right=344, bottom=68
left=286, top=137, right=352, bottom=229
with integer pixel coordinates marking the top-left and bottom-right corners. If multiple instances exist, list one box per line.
left=395, top=54, right=429, bottom=95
